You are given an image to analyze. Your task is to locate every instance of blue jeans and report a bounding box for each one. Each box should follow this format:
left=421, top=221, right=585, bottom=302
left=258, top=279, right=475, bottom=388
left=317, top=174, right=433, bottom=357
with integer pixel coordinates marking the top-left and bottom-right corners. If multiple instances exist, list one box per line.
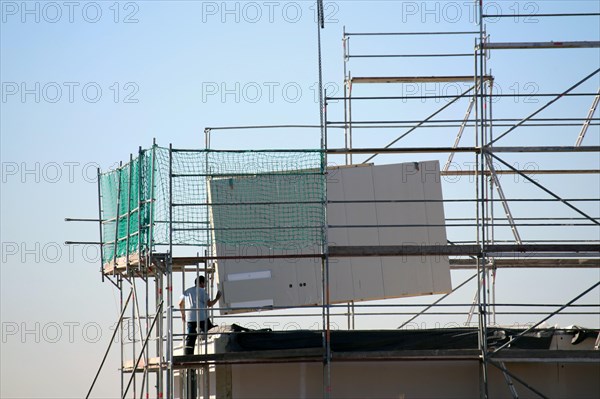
left=185, top=320, right=215, bottom=355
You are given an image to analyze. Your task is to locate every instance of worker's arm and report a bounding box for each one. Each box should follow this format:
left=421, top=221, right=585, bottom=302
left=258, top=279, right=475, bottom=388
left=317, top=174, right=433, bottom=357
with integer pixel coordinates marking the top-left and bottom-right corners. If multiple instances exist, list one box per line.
left=207, top=290, right=222, bottom=308
left=178, top=298, right=186, bottom=323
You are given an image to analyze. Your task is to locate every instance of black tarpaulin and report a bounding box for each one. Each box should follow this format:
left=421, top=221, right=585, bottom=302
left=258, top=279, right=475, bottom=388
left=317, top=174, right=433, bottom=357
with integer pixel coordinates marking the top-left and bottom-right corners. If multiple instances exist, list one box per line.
left=225, top=328, right=556, bottom=353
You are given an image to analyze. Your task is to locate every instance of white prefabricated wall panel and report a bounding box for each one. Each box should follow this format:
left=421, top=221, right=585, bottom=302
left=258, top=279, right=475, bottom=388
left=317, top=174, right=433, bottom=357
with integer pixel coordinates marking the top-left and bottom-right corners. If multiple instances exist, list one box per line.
left=213, top=161, right=451, bottom=313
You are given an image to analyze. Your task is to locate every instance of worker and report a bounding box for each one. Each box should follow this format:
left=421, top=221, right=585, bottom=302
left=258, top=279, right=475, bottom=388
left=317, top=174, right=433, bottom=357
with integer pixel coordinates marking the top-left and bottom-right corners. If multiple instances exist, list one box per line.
left=179, top=276, right=222, bottom=355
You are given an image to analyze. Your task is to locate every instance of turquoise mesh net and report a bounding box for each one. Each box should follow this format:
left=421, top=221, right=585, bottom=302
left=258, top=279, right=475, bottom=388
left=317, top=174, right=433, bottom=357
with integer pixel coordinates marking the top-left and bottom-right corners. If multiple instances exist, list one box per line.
left=100, top=147, right=325, bottom=263
left=100, top=149, right=153, bottom=263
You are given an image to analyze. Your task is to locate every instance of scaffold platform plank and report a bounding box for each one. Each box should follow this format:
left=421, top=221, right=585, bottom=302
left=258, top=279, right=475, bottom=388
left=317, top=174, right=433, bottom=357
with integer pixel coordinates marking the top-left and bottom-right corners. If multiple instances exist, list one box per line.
left=102, top=255, right=210, bottom=276
left=102, top=244, right=599, bottom=277
left=123, top=357, right=162, bottom=373
left=104, top=246, right=598, bottom=276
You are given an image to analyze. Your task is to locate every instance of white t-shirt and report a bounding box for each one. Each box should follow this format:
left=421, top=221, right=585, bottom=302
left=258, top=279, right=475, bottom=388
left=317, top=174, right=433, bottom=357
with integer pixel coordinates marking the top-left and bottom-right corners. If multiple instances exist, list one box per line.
left=180, top=286, right=208, bottom=322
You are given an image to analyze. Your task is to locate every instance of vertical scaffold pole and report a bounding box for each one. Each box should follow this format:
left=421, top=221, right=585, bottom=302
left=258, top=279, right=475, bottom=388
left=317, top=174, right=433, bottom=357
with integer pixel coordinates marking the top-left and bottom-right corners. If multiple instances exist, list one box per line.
left=473, top=31, right=483, bottom=399
left=198, top=252, right=203, bottom=399
left=149, top=142, right=163, bottom=399
left=203, top=129, right=213, bottom=398
left=97, top=168, right=104, bottom=282
left=123, top=301, right=164, bottom=399
left=125, top=154, right=136, bottom=398
left=138, top=145, right=151, bottom=399
left=120, top=276, right=125, bottom=398
left=113, top=162, right=123, bottom=277
left=483, top=44, right=492, bottom=333
left=112, top=162, right=124, bottom=398
left=348, top=72, right=353, bottom=165
left=126, top=155, right=133, bottom=277
left=322, top=91, right=332, bottom=399
left=478, top=2, right=490, bottom=397
left=156, top=273, right=163, bottom=398
left=316, top=1, right=331, bottom=394
left=132, top=278, right=150, bottom=398
left=483, top=38, right=495, bottom=329
left=204, top=129, right=211, bottom=399
left=167, top=143, right=174, bottom=398
left=204, top=250, right=210, bottom=399
left=342, top=26, right=349, bottom=166
left=472, top=36, right=481, bottom=326
left=487, top=79, right=497, bottom=325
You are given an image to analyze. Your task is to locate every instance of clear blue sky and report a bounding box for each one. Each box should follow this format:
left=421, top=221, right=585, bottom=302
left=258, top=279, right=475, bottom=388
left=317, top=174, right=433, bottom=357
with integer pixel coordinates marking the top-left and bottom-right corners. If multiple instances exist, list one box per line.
left=1, top=1, right=599, bottom=398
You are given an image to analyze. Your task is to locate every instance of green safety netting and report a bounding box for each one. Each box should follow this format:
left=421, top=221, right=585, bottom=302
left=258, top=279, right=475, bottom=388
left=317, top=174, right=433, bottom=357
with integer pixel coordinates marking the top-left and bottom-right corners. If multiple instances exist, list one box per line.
left=100, top=149, right=153, bottom=264
left=100, top=146, right=325, bottom=264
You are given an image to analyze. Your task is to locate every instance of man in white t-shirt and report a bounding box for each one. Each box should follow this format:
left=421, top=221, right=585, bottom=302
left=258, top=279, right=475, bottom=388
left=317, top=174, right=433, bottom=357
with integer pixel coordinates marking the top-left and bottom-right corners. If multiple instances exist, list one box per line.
left=178, top=275, right=221, bottom=355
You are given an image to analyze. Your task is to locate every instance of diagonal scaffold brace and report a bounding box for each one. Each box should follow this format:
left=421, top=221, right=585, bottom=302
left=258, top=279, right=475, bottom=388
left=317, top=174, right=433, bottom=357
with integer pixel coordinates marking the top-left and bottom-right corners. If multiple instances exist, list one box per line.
left=86, top=288, right=133, bottom=399
left=122, top=300, right=164, bottom=399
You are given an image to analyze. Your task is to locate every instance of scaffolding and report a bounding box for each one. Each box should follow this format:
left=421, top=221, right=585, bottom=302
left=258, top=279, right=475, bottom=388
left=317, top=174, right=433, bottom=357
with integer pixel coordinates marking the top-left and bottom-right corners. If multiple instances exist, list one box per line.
left=333, top=6, right=600, bottom=399
left=77, top=4, right=600, bottom=399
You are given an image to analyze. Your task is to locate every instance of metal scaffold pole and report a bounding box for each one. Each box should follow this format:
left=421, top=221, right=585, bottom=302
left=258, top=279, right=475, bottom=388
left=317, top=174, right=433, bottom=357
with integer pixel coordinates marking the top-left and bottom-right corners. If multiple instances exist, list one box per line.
left=167, top=143, right=174, bottom=398
left=139, top=146, right=151, bottom=399
left=113, top=162, right=123, bottom=278
left=110, top=162, right=125, bottom=397
left=149, top=141, right=162, bottom=399
left=125, top=155, right=137, bottom=398
left=204, top=128, right=212, bottom=399
left=323, top=93, right=332, bottom=399
left=316, top=1, right=331, bottom=397
left=156, top=273, right=163, bottom=398
left=342, top=25, right=349, bottom=166
left=477, top=3, right=489, bottom=396
left=97, top=168, right=104, bottom=282
left=86, top=289, right=133, bottom=399
left=123, top=301, right=164, bottom=399
left=120, top=276, right=125, bottom=397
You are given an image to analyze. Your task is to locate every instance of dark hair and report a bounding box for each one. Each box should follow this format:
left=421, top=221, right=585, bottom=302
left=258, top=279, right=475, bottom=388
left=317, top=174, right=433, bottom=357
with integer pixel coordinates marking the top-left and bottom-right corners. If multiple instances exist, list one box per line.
left=195, top=276, right=205, bottom=286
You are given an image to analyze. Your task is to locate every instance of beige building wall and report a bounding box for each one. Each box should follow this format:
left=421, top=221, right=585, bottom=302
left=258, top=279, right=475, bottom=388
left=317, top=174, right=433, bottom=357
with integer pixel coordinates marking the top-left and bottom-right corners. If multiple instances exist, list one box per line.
left=218, top=361, right=599, bottom=399
left=174, top=333, right=600, bottom=399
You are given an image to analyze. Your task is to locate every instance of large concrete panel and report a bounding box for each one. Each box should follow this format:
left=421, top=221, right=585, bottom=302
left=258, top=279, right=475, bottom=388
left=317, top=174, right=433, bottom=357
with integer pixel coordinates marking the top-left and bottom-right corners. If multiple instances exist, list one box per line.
left=212, top=161, right=452, bottom=313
